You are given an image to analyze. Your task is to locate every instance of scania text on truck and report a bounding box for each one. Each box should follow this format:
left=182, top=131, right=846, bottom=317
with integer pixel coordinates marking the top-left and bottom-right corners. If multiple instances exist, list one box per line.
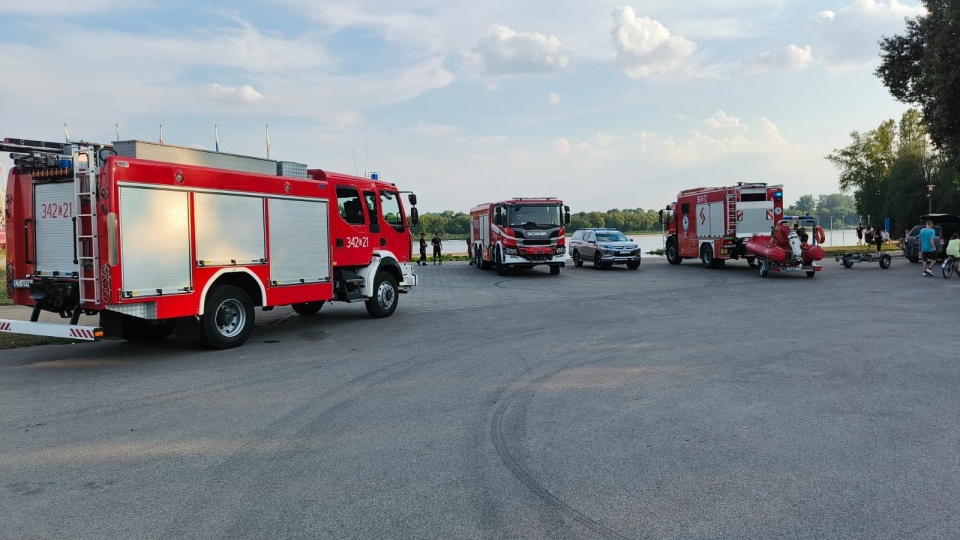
left=658, top=183, right=784, bottom=268
left=3, top=137, right=420, bottom=349
left=470, top=198, right=569, bottom=275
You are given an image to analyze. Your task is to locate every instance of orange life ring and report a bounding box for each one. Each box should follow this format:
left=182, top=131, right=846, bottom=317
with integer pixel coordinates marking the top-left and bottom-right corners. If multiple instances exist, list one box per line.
left=815, top=226, right=826, bottom=244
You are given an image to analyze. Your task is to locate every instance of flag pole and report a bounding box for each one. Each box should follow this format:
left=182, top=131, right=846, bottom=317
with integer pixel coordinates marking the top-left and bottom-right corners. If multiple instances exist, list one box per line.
left=159, top=124, right=164, bottom=144
left=215, top=124, right=220, bottom=152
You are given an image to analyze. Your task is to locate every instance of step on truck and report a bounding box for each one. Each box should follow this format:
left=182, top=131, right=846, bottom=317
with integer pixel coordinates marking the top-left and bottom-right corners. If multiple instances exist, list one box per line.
left=3, top=137, right=420, bottom=349
left=658, top=183, right=784, bottom=268
left=470, top=198, right=570, bottom=275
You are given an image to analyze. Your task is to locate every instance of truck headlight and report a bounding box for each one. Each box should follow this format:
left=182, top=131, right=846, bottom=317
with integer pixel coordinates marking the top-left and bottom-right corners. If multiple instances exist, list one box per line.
left=504, top=247, right=519, bottom=255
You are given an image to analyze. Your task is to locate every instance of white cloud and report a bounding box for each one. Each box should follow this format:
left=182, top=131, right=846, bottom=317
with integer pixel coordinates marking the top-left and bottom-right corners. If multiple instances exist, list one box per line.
left=813, top=0, right=926, bottom=69
left=485, top=82, right=499, bottom=92
left=744, top=44, right=814, bottom=73
left=610, top=6, right=697, bottom=79
left=704, top=110, right=746, bottom=129
left=206, top=84, right=265, bottom=104
left=402, top=122, right=462, bottom=137
left=0, top=0, right=136, bottom=15
left=555, top=138, right=572, bottom=155
left=473, top=24, right=571, bottom=75
left=548, top=92, right=561, bottom=105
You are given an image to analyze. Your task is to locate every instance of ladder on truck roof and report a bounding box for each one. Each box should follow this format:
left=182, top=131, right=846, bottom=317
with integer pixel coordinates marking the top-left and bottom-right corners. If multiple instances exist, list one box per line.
left=72, top=147, right=102, bottom=314
left=725, top=187, right=737, bottom=235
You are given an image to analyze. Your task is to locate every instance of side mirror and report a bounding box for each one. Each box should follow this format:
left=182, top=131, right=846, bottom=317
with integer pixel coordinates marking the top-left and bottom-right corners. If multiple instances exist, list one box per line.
left=564, top=205, right=570, bottom=213
left=494, top=214, right=502, bottom=226
left=410, top=207, right=419, bottom=226
left=658, top=209, right=664, bottom=224
left=408, top=193, right=418, bottom=206
left=564, top=212, right=570, bottom=225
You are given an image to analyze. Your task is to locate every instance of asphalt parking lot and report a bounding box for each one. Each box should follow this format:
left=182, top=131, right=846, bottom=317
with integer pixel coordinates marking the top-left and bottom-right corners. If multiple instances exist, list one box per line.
left=2, top=254, right=959, bottom=539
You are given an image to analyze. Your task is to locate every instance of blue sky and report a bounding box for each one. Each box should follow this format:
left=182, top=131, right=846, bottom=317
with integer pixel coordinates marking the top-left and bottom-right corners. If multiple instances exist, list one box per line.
left=0, top=0, right=922, bottom=213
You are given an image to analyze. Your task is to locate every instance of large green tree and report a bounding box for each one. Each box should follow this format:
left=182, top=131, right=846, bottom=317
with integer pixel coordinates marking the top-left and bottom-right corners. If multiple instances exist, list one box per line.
left=877, top=1, right=960, bottom=161
left=825, top=109, right=955, bottom=232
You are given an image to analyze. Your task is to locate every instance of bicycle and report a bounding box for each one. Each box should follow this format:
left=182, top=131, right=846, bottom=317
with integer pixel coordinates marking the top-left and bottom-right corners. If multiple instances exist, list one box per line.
left=943, top=256, right=958, bottom=278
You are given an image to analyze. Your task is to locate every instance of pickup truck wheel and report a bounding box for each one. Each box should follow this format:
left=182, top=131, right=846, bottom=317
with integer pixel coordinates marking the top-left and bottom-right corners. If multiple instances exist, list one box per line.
left=200, top=285, right=254, bottom=350
left=572, top=250, right=583, bottom=267
left=593, top=252, right=603, bottom=269
left=365, top=271, right=399, bottom=318
left=292, top=302, right=324, bottom=315
left=626, top=261, right=641, bottom=270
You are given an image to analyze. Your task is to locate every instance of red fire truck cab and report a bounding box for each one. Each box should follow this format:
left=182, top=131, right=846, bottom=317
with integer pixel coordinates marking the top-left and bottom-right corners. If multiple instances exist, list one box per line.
left=3, top=137, right=419, bottom=349
left=658, top=183, right=784, bottom=268
left=470, top=198, right=569, bottom=275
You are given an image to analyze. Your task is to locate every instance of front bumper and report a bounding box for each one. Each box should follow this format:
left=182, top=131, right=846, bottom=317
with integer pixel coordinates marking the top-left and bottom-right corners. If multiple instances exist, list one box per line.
left=399, top=263, right=418, bottom=292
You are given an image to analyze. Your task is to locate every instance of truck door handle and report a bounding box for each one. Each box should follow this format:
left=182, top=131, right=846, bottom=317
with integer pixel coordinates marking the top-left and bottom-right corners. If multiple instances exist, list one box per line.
left=336, top=238, right=344, bottom=247
left=24, top=218, right=34, bottom=264
left=380, top=238, right=387, bottom=247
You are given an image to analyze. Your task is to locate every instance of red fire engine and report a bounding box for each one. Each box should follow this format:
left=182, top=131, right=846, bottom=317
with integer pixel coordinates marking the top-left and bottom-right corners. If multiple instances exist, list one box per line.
left=469, top=197, right=569, bottom=275
left=3, top=137, right=419, bottom=349
left=658, top=183, right=784, bottom=267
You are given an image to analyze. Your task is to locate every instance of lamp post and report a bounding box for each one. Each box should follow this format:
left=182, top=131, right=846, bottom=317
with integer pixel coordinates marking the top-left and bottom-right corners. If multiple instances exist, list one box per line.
left=927, top=184, right=935, bottom=214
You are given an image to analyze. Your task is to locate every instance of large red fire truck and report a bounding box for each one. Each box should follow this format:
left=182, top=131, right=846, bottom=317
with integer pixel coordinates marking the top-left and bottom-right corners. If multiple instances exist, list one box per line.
left=3, top=137, right=419, bottom=349
left=469, top=198, right=569, bottom=275
left=658, top=183, right=784, bottom=267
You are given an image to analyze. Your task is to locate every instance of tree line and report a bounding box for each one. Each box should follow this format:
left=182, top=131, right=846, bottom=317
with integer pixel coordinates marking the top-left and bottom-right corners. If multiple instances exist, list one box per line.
left=411, top=208, right=667, bottom=236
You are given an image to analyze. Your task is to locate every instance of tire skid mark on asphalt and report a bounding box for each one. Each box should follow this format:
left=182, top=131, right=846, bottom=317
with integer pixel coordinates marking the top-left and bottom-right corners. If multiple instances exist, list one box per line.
left=4, top=357, right=327, bottom=431
left=160, top=350, right=443, bottom=539
left=491, top=358, right=633, bottom=540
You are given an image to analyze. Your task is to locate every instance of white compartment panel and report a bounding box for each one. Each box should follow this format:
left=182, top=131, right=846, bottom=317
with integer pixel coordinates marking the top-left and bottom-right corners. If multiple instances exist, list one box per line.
left=33, top=182, right=76, bottom=276
left=268, top=198, right=330, bottom=285
left=119, top=187, right=192, bottom=295
left=194, top=192, right=266, bottom=266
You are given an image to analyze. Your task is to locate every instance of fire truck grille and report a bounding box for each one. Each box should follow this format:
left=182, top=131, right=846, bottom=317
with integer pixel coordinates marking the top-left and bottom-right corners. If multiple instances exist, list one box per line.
left=521, top=240, right=551, bottom=246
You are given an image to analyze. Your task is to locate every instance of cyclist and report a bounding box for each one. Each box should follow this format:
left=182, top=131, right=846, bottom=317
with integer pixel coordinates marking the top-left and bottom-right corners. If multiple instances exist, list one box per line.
left=945, top=232, right=960, bottom=270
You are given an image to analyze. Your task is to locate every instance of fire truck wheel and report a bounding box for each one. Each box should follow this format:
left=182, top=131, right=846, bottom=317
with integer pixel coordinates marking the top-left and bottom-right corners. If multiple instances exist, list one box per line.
left=806, top=270, right=816, bottom=278
left=666, top=241, right=682, bottom=265
left=550, top=265, right=561, bottom=275
left=121, top=316, right=174, bottom=342
left=497, top=249, right=509, bottom=276
left=292, top=302, right=324, bottom=315
left=200, top=285, right=255, bottom=350
left=572, top=250, right=583, bottom=267
left=366, top=271, right=399, bottom=318
left=700, top=245, right=716, bottom=268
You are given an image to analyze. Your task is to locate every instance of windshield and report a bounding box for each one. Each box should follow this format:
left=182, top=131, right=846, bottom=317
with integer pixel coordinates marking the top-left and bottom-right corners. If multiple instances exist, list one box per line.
left=507, top=204, right=561, bottom=227
left=596, top=232, right=628, bottom=242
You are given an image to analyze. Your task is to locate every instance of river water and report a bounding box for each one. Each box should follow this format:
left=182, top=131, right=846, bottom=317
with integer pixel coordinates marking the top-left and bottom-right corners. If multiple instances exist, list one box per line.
left=417, top=229, right=871, bottom=256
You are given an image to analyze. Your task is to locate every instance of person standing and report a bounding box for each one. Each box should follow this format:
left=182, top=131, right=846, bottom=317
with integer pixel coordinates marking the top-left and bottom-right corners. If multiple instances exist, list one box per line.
left=864, top=225, right=875, bottom=247
left=431, top=232, right=443, bottom=265
left=856, top=223, right=864, bottom=246
left=920, top=219, right=938, bottom=276
left=874, top=227, right=884, bottom=253
left=418, top=233, right=428, bottom=266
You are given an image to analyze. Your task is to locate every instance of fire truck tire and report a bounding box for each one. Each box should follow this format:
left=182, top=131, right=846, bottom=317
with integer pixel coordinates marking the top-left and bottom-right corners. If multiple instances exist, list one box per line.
left=701, top=244, right=717, bottom=268
left=549, top=264, right=561, bottom=275
left=497, top=249, right=509, bottom=276
left=365, top=271, right=399, bottom=318
left=572, top=250, right=583, bottom=267
left=200, top=285, right=255, bottom=350
left=806, top=270, right=816, bottom=278
left=121, top=316, right=174, bottom=342
left=292, top=302, right=324, bottom=315
left=665, top=240, right=682, bottom=265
